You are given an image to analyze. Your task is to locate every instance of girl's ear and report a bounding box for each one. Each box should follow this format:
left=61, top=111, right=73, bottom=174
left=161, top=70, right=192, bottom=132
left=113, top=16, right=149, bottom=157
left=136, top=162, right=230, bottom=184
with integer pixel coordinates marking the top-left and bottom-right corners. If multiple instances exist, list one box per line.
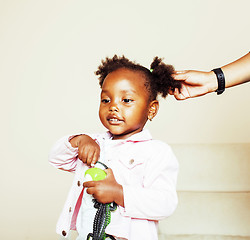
left=148, top=100, right=159, bottom=121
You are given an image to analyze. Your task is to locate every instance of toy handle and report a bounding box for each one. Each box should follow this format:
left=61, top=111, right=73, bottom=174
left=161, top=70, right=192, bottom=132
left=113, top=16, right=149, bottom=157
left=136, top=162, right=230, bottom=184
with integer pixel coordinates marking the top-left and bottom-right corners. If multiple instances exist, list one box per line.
left=96, top=161, right=108, bottom=169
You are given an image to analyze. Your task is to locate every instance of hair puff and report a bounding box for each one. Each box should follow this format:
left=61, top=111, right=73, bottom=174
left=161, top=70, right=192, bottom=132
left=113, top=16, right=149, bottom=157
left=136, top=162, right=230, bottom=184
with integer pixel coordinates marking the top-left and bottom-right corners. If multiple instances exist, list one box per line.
left=150, top=57, right=181, bottom=98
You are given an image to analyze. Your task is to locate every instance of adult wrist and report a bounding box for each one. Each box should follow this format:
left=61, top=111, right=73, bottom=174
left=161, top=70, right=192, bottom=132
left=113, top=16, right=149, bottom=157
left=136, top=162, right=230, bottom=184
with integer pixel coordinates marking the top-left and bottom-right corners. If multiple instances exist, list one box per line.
left=207, top=71, right=218, bottom=93
left=211, top=68, right=225, bottom=95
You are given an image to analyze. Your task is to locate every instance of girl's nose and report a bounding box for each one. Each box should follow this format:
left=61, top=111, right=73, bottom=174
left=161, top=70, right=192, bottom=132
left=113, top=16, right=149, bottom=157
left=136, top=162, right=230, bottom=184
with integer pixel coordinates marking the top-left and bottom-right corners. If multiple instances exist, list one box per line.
left=109, top=102, right=119, bottom=112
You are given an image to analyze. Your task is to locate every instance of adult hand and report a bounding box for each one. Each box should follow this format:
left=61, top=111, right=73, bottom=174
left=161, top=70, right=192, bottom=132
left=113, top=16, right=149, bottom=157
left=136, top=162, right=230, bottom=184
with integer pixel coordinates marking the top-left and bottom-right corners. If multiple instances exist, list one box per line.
left=83, top=168, right=124, bottom=206
left=171, top=70, right=218, bottom=100
left=171, top=53, right=250, bottom=100
left=70, top=135, right=100, bottom=166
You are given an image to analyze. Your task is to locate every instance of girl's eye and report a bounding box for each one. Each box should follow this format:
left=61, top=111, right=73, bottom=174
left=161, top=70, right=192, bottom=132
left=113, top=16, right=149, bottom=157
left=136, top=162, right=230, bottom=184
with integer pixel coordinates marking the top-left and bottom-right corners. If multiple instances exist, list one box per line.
left=101, top=99, right=110, bottom=103
left=123, top=99, right=133, bottom=103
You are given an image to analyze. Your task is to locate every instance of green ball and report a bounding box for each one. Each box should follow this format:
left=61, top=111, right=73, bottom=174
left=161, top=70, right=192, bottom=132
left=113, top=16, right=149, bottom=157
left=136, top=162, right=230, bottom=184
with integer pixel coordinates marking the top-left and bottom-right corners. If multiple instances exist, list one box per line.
left=84, top=167, right=107, bottom=181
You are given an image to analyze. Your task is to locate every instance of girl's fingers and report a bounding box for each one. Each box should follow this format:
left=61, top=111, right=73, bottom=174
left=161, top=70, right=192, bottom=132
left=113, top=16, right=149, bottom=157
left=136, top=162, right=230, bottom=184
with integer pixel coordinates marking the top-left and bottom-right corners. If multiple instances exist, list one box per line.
left=78, top=143, right=100, bottom=166
left=78, top=148, right=87, bottom=163
left=91, top=149, right=99, bottom=166
left=83, top=181, right=96, bottom=188
left=86, top=150, right=95, bottom=166
left=84, top=181, right=98, bottom=196
left=86, top=187, right=94, bottom=195
left=104, top=168, right=112, bottom=177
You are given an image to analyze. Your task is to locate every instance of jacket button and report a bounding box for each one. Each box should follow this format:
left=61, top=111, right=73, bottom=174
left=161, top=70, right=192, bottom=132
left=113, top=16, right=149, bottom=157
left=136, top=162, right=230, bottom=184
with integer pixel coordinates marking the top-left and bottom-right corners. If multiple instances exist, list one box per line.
left=129, top=159, right=134, bottom=165
left=77, top=181, right=81, bottom=186
left=69, top=207, right=72, bottom=212
left=62, top=230, right=66, bottom=236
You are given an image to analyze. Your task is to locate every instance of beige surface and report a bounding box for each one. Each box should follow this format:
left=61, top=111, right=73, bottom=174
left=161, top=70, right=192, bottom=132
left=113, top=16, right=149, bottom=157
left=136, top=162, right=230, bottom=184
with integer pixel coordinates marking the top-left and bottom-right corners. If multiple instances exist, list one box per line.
left=159, top=192, right=250, bottom=236
left=172, top=143, right=250, bottom=192
left=159, top=235, right=250, bottom=240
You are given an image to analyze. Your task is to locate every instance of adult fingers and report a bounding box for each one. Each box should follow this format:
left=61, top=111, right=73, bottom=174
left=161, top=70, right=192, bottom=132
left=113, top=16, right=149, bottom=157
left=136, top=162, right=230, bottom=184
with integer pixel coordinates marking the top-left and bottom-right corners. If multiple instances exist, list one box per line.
left=169, top=89, right=174, bottom=95
left=172, top=70, right=188, bottom=81
left=173, top=88, right=189, bottom=100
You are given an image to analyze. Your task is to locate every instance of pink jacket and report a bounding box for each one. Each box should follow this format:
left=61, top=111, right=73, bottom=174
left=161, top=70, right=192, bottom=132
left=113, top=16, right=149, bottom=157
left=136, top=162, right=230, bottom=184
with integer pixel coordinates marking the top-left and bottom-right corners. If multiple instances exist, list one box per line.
left=49, top=129, right=179, bottom=240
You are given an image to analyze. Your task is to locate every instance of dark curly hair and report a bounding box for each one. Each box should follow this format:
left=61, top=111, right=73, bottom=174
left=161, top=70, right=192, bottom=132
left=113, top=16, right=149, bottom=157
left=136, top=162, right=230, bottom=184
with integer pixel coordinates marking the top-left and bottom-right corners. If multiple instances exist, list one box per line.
left=95, top=55, right=181, bottom=101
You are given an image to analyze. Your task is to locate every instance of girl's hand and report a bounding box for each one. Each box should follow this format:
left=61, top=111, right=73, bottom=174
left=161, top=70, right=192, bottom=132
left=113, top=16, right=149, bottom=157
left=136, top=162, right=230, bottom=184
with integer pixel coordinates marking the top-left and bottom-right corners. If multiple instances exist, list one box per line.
left=83, top=169, right=124, bottom=207
left=171, top=70, right=218, bottom=100
left=70, top=135, right=100, bottom=166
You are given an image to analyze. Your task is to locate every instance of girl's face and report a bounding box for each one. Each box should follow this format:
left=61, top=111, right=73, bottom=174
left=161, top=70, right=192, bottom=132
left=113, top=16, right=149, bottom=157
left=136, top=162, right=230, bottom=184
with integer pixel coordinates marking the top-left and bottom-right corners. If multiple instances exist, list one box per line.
left=99, top=68, right=158, bottom=140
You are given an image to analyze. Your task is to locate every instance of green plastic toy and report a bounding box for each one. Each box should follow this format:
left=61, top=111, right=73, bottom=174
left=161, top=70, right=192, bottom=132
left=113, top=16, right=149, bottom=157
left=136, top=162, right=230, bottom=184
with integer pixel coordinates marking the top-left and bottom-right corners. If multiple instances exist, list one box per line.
left=84, top=162, right=117, bottom=240
left=85, top=167, right=107, bottom=181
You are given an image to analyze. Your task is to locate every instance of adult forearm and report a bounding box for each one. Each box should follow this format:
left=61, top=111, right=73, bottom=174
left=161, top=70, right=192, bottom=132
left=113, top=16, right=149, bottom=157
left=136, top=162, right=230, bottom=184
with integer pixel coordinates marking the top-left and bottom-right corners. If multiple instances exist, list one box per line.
left=221, top=52, right=250, bottom=88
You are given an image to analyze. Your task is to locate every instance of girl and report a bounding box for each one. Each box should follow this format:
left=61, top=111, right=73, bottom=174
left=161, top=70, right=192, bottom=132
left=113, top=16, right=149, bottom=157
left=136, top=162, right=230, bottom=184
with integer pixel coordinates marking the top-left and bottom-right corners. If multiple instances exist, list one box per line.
left=49, top=55, right=180, bottom=240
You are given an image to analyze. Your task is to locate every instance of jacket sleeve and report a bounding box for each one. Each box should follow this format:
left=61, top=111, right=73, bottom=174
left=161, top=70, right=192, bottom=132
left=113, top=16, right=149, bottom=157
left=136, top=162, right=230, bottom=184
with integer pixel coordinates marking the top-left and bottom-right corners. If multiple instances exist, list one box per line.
left=48, top=135, right=79, bottom=173
left=120, top=145, right=179, bottom=220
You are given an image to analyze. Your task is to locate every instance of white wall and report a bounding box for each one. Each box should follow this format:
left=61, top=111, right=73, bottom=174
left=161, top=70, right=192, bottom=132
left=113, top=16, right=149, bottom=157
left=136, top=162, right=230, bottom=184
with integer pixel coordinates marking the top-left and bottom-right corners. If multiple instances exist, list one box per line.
left=0, top=0, right=249, bottom=239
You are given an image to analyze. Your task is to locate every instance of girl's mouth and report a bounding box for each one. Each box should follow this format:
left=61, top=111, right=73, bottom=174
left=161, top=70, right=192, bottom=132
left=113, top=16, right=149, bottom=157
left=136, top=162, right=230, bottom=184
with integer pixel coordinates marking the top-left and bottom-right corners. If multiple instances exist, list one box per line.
left=108, top=118, right=119, bottom=122
left=107, top=117, right=123, bottom=124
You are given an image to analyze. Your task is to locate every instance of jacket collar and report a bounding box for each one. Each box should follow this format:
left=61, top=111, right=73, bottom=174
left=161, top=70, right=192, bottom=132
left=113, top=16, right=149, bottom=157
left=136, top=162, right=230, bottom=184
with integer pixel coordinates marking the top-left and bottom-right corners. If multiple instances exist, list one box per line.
left=104, top=129, right=152, bottom=142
